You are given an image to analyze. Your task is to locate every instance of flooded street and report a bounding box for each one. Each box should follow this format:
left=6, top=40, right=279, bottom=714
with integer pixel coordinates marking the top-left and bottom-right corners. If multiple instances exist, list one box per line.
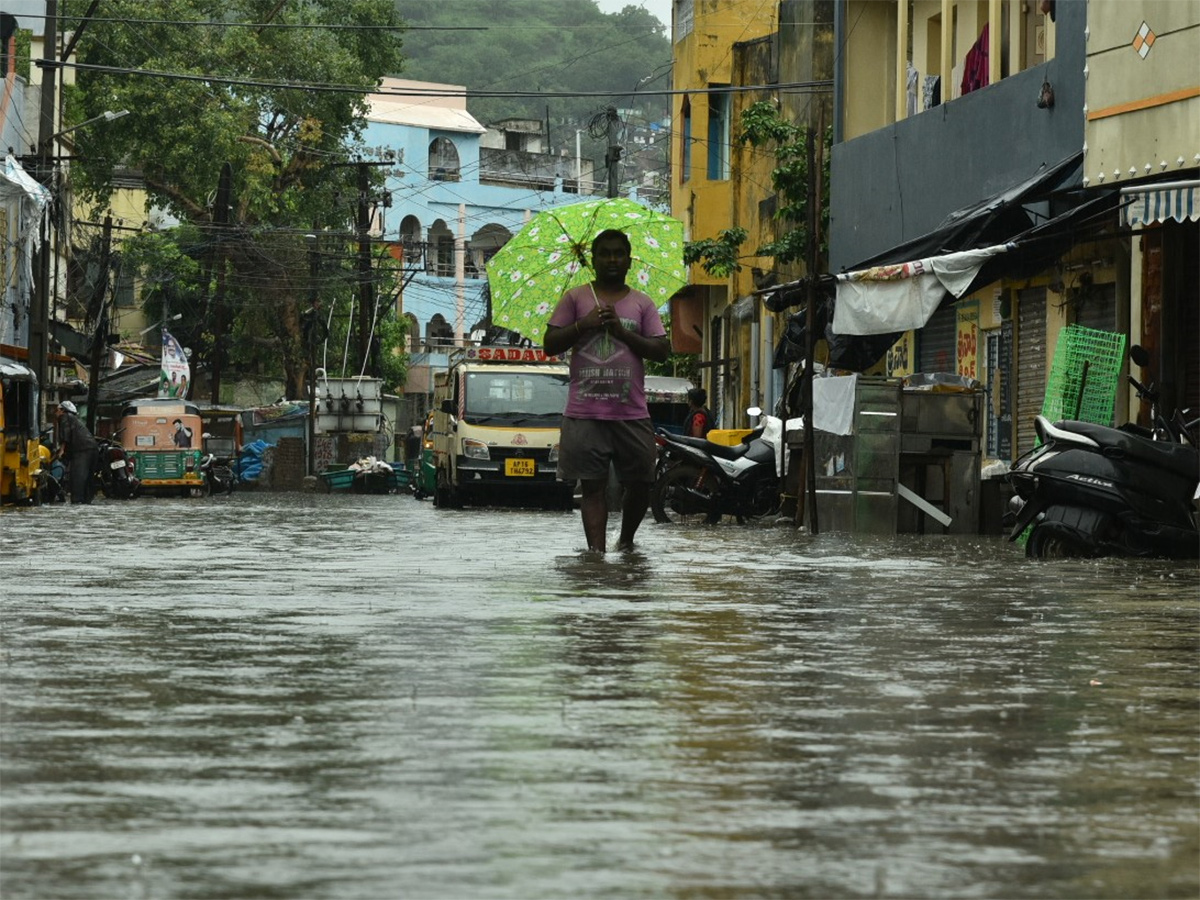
left=2, top=492, right=1197, bottom=899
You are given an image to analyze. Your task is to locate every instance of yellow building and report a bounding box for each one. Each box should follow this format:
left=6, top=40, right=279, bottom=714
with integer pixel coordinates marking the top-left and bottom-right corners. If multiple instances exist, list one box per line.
left=670, top=1, right=780, bottom=425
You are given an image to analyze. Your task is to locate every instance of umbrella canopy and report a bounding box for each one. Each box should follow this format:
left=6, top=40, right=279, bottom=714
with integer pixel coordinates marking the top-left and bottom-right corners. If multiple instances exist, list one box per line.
left=486, top=197, right=687, bottom=338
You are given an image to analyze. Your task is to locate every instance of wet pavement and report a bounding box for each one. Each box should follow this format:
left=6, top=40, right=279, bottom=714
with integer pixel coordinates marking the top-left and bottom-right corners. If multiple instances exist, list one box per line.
left=1, top=492, right=1197, bottom=899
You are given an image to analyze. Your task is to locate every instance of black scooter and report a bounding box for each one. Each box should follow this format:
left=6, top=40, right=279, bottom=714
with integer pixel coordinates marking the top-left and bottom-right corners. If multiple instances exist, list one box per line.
left=93, top=437, right=141, bottom=500
left=651, top=409, right=782, bottom=524
left=1006, top=360, right=1199, bottom=559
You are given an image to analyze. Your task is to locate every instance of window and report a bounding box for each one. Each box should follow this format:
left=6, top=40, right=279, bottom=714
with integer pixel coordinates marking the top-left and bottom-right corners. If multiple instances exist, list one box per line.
left=707, top=88, right=730, bottom=180
left=428, top=137, right=461, bottom=181
left=674, top=0, right=693, bottom=41
left=114, top=266, right=135, bottom=308
left=436, top=237, right=454, bottom=277
left=427, top=220, right=454, bottom=277
left=404, top=313, right=420, bottom=351
left=400, top=215, right=423, bottom=264
left=427, top=314, right=454, bottom=345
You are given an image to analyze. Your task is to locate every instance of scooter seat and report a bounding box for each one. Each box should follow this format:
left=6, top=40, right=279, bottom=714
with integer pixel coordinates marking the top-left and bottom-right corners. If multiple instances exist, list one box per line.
left=665, top=427, right=765, bottom=461
left=1056, top=420, right=1200, bottom=482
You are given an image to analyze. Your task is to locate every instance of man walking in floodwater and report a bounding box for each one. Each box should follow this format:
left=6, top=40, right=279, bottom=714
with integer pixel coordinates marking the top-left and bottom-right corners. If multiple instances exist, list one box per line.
left=543, top=229, right=669, bottom=553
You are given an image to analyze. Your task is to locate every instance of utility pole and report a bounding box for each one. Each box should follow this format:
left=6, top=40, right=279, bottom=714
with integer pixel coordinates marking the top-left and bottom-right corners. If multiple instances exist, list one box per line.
left=604, top=106, right=622, bottom=198
left=801, top=117, right=823, bottom=535
left=303, top=228, right=323, bottom=476
left=209, top=162, right=232, bottom=404
left=29, top=0, right=58, bottom=418
left=84, top=215, right=111, bottom=433
left=356, top=161, right=373, bottom=372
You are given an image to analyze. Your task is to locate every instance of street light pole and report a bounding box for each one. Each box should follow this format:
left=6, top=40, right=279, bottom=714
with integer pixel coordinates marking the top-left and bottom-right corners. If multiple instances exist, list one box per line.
left=52, top=109, right=129, bottom=143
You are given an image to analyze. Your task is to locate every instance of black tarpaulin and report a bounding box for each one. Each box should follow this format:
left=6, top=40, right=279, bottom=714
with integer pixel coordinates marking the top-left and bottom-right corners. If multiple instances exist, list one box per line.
left=819, top=153, right=1121, bottom=371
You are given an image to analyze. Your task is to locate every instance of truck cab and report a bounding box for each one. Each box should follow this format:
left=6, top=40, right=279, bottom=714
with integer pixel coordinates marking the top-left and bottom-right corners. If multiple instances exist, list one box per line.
left=431, top=346, right=572, bottom=508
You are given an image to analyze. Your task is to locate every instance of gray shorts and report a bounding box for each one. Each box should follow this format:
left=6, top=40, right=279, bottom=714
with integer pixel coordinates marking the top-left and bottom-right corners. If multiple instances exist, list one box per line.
left=558, top=417, right=656, bottom=484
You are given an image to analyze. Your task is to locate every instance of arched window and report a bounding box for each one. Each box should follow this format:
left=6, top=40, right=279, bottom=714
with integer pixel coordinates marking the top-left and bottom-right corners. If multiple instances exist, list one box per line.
left=428, top=220, right=454, bottom=277
left=427, top=314, right=455, bottom=346
left=467, top=223, right=511, bottom=279
left=400, top=215, right=423, bottom=264
left=403, top=313, right=420, bottom=352
left=428, top=138, right=460, bottom=181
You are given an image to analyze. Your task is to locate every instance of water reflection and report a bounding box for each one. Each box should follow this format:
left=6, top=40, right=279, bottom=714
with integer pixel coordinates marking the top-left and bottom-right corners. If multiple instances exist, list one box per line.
left=1, top=494, right=1197, bottom=899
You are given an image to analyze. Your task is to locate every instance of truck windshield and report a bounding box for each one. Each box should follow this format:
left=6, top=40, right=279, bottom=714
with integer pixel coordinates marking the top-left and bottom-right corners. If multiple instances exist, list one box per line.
left=463, top=372, right=570, bottom=425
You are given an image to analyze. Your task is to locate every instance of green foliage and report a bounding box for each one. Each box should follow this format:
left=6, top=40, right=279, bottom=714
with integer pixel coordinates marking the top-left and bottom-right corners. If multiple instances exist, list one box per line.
left=61, top=0, right=408, bottom=398
left=644, top=314, right=699, bottom=382
left=14, top=29, right=31, bottom=83
left=117, top=226, right=211, bottom=358
left=737, top=101, right=831, bottom=266
left=681, top=103, right=833, bottom=277
left=375, top=311, right=410, bottom=392
left=393, top=1, right=670, bottom=171
left=683, top=227, right=748, bottom=277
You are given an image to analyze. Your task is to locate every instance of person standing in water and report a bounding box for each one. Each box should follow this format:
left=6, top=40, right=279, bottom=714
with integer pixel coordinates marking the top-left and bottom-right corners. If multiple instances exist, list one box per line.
left=543, top=229, right=669, bottom=553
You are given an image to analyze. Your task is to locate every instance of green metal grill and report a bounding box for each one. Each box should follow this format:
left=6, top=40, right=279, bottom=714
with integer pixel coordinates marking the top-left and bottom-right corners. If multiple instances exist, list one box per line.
left=1041, top=324, right=1127, bottom=427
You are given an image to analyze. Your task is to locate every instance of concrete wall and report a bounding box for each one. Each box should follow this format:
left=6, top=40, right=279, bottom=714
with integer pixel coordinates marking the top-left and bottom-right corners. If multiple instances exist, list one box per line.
left=1083, top=0, right=1200, bottom=190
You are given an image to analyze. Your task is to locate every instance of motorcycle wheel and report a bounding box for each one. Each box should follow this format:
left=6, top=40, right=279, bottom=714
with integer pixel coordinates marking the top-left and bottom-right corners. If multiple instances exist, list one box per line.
left=651, top=464, right=721, bottom=525
left=737, top=478, right=783, bottom=523
left=1025, top=524, right=1092, bottom=559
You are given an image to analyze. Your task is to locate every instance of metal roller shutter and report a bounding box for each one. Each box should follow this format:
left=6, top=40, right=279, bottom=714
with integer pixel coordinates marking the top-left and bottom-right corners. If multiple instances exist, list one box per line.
left=917, top=303, right=957, bottom=374
left=1016, top=288, right=1047, bottom=456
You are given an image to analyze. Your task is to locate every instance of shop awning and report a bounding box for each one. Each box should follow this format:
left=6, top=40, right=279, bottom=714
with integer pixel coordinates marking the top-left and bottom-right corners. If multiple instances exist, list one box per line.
left=827, top=191, right=1117, bottom=337
left=1120, top=179, right=1200, bottom=227
left=820, top=189, right=1118, bottom=369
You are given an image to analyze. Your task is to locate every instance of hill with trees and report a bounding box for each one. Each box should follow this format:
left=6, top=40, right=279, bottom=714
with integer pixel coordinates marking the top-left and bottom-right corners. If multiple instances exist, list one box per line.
left=393, top=0, right=672, bottom=190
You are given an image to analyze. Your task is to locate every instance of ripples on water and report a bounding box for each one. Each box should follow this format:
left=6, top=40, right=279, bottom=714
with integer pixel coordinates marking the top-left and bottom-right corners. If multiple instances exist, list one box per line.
left=2, top=494, right=1197, bottom=899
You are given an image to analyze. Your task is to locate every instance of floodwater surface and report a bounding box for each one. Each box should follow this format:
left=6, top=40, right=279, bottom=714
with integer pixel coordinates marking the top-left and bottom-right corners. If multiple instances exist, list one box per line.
left=1, top=493, right=1197, bottom=899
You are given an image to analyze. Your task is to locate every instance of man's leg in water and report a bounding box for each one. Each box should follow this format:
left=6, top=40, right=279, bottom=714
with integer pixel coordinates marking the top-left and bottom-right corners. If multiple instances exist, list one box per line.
left=616, top=481, right=650, bottom=550
left=579, top=478, right=609, bottom=552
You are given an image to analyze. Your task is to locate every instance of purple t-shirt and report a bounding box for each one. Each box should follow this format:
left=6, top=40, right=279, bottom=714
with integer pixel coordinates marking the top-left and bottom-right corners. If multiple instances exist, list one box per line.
left=548, top=284, right=666, bottom=420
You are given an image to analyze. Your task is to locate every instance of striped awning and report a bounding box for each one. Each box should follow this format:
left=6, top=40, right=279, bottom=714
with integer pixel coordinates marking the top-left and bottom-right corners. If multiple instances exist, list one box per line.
left=1120, top=179, right=1200, bottom=227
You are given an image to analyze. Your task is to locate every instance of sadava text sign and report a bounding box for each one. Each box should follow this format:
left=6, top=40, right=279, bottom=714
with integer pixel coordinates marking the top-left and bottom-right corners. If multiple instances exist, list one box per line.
left=467, top=347, right=561, bottom=363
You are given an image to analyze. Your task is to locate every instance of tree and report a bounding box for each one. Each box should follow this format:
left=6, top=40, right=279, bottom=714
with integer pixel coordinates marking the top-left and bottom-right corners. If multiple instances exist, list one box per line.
left=62, top=0, right=407, bottom=400
left=683, top=102, right=831, bottom=276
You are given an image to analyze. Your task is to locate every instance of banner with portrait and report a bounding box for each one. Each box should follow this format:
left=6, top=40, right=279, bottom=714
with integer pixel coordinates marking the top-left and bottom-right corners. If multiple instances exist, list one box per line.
left=158, top=329, right=190, bottom=399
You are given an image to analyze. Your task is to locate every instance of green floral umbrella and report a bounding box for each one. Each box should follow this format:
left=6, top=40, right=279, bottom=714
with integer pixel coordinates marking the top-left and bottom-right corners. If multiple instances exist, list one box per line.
left=486, top=197, right=687, bottom=338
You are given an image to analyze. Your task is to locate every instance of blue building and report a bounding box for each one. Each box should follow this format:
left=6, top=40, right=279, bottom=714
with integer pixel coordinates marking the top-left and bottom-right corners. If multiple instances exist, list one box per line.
left=361, top=79, right=601, bottom=410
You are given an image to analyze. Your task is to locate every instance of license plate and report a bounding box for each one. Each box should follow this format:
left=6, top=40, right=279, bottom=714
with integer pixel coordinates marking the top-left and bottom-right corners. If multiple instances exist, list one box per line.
left=111, top=460, right=127, bottom=470
left=505, top=458, right=535, bottom=477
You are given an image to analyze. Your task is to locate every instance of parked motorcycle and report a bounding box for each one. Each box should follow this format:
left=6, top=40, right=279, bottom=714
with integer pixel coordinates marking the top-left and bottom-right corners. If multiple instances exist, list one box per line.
left=651, top=409, right=782, bottom=525
left=199, top=451, right=237, bottom=494
left=1006, top=354, right=1199, bottom=559
left=93, top=436, right=141, bottom=500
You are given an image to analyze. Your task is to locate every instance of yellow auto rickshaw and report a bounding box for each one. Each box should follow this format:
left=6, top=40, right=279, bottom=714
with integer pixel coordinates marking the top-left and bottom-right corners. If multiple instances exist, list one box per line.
left=1, top=357, right=46, bottom=506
